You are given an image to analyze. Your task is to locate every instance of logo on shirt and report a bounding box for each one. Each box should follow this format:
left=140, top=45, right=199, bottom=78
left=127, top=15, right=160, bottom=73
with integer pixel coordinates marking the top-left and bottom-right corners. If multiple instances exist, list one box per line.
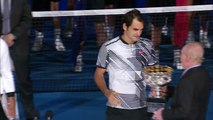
left=137, top=50, right=144, bottom=55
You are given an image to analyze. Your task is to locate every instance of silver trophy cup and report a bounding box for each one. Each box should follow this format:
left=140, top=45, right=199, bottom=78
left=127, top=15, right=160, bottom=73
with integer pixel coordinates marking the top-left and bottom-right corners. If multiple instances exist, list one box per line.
left=143, top=65, right=173, bottom=113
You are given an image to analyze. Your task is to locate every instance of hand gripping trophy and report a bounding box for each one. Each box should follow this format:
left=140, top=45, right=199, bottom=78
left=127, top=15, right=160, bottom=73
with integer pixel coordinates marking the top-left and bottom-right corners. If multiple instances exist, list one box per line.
left=142, top=65, right=173, bottom=113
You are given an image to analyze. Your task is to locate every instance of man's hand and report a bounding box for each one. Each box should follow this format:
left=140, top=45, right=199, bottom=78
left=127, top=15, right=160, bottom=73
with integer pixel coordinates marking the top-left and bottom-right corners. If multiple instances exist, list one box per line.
left=105, top=90, right=121, bottom=107
left=153, top=108, right=164, bottom=120
left=1, top=33, right=16, bottom=47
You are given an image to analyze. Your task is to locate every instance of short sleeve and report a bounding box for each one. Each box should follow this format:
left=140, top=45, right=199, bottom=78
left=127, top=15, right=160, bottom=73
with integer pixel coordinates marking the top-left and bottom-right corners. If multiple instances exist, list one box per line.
left=96, top=44, right=108, bottom=68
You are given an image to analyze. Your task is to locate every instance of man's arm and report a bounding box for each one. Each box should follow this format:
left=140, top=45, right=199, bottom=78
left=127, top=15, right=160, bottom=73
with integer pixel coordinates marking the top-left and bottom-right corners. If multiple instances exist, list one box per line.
left=94, top=67, right=120, bottom=106
left=94, top=67, right=109, bottom=96
left=163, top=78, right=193, bottom=119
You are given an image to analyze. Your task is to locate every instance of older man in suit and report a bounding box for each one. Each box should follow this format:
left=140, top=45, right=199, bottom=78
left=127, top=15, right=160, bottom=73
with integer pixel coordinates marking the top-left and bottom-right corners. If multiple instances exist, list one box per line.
left=153, top=42, right=212, bottom=120
left=0, top=0, right=37, bottom=119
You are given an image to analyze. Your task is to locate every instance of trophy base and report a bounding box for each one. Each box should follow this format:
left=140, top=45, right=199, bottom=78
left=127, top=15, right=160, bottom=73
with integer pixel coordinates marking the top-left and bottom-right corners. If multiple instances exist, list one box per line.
left=147, top=97, right=166, bottom=113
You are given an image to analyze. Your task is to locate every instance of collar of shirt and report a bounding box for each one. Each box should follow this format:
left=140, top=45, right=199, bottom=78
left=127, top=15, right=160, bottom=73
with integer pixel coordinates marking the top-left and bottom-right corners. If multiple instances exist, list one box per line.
left=181, top=64, right=201, bottom=77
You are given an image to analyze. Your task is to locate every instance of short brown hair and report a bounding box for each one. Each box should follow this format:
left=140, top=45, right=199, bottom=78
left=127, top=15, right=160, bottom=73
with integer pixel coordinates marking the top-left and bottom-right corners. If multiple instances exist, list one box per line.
left=122, top=9, right=144, bottom=27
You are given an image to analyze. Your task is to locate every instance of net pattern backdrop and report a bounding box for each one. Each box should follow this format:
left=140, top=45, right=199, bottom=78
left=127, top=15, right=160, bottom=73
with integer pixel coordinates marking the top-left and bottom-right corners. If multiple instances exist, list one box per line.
left=28, top=5, right=213, bottom=92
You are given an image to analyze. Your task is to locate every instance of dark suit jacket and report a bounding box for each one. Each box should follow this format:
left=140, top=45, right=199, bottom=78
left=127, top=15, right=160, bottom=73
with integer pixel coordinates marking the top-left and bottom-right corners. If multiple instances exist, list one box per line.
left=0, top=0, right=32, bottom=55
left=163, top=66, right=212, bottom=120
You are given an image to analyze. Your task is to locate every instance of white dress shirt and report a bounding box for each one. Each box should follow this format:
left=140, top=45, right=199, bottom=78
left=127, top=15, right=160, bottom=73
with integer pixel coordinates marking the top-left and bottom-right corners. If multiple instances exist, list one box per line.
left=0, top=0, right=11, bottom=12
left=0, top=38, right=15, bottom=94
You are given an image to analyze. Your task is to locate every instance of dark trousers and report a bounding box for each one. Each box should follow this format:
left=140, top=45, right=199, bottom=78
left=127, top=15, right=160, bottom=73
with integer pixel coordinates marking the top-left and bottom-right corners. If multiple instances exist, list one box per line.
left=106, top=106, right=149, bottom=120
left=10, top=52, right=36, bottom=119
left=71, top=16, right=86, bottom=66
left=70, top=0, right=86, bottom=66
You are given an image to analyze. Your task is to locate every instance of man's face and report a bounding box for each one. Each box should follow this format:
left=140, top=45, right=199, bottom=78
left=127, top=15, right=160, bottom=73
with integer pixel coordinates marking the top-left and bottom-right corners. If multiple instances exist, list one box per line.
left=123, top=19, right=144, bottom=44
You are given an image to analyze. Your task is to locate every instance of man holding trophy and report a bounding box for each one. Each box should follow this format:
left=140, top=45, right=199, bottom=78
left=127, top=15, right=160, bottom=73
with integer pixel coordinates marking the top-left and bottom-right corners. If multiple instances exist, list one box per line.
left=153, top=42, right=212, bottom=120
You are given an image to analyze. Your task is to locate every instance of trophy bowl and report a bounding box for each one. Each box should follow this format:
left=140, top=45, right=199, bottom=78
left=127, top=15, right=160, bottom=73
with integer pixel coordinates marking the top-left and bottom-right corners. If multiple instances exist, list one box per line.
left=143, top=65, right=173, bottom=113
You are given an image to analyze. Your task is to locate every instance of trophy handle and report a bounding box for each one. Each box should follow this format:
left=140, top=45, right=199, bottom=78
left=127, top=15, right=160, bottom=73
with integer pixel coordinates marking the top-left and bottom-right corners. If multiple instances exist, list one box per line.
left=155, top=86, right=161, bottom=98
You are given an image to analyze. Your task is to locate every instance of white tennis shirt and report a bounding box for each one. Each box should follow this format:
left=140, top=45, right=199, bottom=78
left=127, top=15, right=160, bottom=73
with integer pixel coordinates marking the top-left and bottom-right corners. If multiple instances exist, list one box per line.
left=96, top=36, right=157, bottom=109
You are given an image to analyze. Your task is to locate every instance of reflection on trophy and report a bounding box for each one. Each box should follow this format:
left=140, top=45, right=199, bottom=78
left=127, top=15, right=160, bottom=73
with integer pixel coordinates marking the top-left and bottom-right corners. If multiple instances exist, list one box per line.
left=143, top=65, right=173, bottom=113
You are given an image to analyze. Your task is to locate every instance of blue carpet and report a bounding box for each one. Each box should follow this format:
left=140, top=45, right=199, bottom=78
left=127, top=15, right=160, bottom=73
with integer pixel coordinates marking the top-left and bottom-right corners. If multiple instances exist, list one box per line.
left=17, top=91, right=213, bottom=120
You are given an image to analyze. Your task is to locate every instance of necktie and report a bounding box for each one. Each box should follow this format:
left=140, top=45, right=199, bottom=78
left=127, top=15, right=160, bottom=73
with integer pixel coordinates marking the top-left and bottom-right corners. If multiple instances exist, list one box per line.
left=2, top=0, right=10, bottom=34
